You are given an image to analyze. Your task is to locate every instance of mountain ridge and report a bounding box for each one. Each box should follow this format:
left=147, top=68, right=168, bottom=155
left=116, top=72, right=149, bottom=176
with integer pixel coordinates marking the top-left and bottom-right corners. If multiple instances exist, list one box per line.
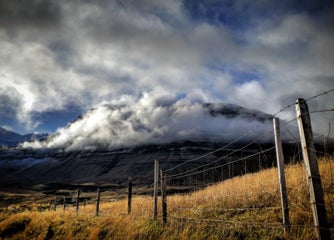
left=0, top=101, right=279, bottom=190
left=0, top=127, right=47, bottom=147
left=20, top=102, right=275, bottom=151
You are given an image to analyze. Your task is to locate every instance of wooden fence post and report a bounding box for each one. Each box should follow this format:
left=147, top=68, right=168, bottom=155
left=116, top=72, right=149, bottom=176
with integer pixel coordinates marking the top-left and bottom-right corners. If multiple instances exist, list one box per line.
left=76, top=189, right=80, bottom=214
left=296, top=98, right=330, bottom=239
left=128, top=177, right=132, bottom=214
left=96, top=187, right=100, bottom=216
left=153, top=159, right=159, bottom=220
left=161, top=169, right=167, bottom=224
left=273, top=117, right=290, bottom=231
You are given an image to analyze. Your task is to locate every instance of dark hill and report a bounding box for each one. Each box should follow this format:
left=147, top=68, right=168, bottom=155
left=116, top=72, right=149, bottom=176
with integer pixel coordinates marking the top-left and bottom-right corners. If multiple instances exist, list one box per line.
left=1, top=140, right=323, bottom=192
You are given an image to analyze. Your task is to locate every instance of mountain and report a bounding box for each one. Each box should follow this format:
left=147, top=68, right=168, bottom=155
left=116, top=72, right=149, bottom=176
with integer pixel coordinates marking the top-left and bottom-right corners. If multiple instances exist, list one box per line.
left=0, top=127, right=48, bottom=147
left=20, top=102, right=275, bottom=151
left=0, top=127, right=23, bottom=147
left=4, top=101, right=330, bottom=192
left=0, top=141, right=279, bottom=191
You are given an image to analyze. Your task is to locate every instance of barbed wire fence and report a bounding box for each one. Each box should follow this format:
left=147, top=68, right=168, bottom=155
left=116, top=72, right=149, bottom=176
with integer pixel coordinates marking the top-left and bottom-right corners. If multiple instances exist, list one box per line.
left=155, top=89, right=334, bottom=238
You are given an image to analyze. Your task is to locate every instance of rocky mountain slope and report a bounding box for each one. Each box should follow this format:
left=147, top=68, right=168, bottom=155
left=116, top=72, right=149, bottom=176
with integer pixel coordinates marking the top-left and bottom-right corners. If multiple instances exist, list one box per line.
left=0, top=127, right=47, bottom=147
left=0, top=141, right=278, bottom=191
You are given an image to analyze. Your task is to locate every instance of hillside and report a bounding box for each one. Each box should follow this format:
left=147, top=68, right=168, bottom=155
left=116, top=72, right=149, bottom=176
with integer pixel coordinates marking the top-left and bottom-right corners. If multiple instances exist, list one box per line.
left=0, top=101, right=300, bottom=191
left=1, top=99, right=333, bottom=201
left=0, top=141, right=278, bottom=190
left=0, top=157, right=333, bottom=239
left=0, top=101, right=278, bottom=190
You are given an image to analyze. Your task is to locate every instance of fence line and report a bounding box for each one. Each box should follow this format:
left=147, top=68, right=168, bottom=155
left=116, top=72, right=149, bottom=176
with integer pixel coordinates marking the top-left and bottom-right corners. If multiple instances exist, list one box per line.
left=164, top=112, right=303, bottom=182
left=271, top=88, right=334, bottom=118
left=159, top=96, right=334, bottom=239
left=165, top=123, right=269, bottom=173
left=166, top=146, right=276, bottom=181
left=165, top=125, right=277, bottom=178
left=304, top=89, right=334, bottom=102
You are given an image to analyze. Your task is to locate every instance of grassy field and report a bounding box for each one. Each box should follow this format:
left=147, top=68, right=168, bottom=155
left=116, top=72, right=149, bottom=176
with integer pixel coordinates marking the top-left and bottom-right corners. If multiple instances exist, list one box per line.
left=1, top=156, right=334, bottom=239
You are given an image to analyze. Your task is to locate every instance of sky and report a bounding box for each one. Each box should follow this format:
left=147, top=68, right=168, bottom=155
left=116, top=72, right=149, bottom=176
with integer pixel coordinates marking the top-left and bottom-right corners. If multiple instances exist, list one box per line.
left=0, top=0, right=334, bottom=141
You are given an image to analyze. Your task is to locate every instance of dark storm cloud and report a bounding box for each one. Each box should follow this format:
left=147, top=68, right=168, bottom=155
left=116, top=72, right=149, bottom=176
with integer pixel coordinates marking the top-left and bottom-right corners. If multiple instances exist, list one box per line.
left=77, top=1, right=195, bottom=67
left=0, top=0, right=61, bottom=31
left=48, top=41, right=78, bottom=69
left=0, top=87, right=22, bottom=120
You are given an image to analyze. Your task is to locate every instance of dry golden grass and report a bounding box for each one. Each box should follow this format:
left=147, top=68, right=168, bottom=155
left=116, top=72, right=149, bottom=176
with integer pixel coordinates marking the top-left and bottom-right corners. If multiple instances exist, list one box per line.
left=1, top=156, right=334, bottom=239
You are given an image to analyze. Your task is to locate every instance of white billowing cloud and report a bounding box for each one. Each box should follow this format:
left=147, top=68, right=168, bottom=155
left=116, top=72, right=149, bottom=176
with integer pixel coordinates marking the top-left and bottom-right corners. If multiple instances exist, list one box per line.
left=0, top=0, right=333, bottom=139
left=0, top=0, right=202, bottom=131
left=21, top=91, right=274, bottom=151
left=234, top=81, right=266, bottom=109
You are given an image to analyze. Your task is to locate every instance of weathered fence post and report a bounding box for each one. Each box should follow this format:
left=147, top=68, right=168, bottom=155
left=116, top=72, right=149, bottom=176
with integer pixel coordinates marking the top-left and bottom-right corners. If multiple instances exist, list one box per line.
left=296, top=98, right=330, bottom=239
left=161, top=169, right=167, bottom=224
left=76, top=189, right=80, bottom=214
left=96, top=187, right=100, bottom=216
left=153, top=159, right=159, bottom=220
left=273, top=117, right=290, bottom=231
left=128, top=177, right=132, bottom=214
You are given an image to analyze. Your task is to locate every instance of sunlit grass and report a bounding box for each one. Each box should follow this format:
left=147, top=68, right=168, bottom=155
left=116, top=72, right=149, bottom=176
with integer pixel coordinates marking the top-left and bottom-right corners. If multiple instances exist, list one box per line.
left=0, top=156, right=333, bottom=239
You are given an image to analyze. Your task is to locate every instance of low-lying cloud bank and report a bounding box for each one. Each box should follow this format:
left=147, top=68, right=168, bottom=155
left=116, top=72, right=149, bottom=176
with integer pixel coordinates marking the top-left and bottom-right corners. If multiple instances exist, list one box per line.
left=21, top=93, right=278, bottom=151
